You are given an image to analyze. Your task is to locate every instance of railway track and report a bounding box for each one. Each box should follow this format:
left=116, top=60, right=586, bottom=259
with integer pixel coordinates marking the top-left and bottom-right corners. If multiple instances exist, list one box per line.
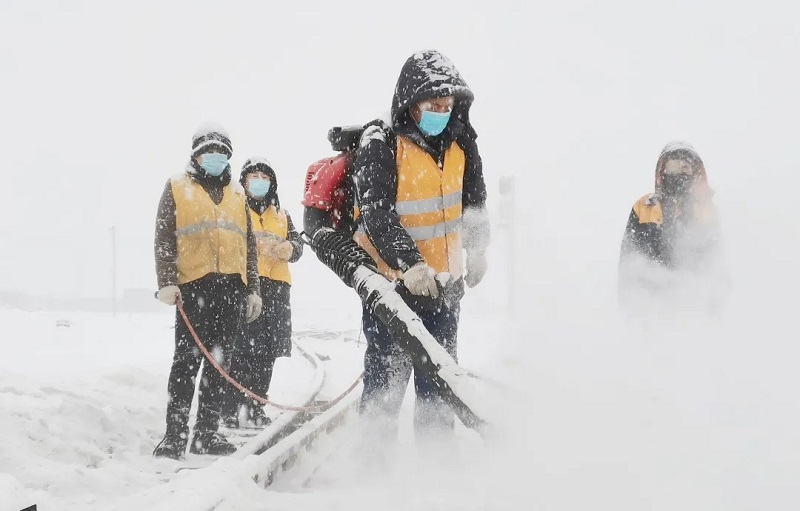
left=132, top=332, right=364, bottom=511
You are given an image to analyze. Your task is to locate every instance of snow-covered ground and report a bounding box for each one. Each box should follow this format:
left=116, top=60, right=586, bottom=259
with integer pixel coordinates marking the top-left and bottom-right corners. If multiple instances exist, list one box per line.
left=3, top=177, right=800, bottom=511
left=4, top=245, right=800, bottom=511
left=0, top=302, right=368, bottom=510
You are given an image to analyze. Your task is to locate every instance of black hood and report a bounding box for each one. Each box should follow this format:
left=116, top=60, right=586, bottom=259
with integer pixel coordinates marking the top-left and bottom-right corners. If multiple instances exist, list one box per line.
left=239, top=157, right=280, bottom=213
left=654, top=141, right=712, bottom=201
left=391, top=50, right=476, bottom=144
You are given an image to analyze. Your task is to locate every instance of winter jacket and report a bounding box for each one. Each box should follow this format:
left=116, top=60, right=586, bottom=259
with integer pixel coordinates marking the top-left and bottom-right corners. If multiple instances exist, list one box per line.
left=619, top=143, right=721, bottom=286
left=353, top=50, right=490, bottom=277
left=155, top=161, right=260, bottom=295
left=254, top=277, right=293, bottom=358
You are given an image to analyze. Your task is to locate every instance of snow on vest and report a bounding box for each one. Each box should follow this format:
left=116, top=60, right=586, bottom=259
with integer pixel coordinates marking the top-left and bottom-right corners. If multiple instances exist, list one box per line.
left=251, top=205, right=291, bottom=284
left=171, top=175, right=248, bottom=285
left=356, top=136, right=465, bottom=279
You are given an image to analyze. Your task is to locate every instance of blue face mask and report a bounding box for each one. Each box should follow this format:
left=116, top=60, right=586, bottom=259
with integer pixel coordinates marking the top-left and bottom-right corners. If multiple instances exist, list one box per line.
left=200, top=153, right=228, bottom=176
left=418, top=110, right=451, bottom=137
left=248, top=177, right=271, bottom=198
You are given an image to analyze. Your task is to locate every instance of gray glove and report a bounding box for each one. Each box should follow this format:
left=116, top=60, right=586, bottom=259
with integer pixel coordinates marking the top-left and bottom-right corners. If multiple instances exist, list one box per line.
left=157, top=285, right=182, bottom=306
left=245, top=293, right=263, bottom=323
left=401, top=262, right=439, bottom=298
left=465, top=251, right=487, bottom=288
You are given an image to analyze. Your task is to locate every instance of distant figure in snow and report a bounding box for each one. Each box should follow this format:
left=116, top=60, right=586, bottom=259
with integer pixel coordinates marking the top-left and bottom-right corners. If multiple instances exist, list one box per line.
left=221, top=158, right=303, bottom=429
left=352, top=50, right=490, bottom=441
left=618, top=141, right=728, bottom=317
left=152, top=125, right=262, bottom=460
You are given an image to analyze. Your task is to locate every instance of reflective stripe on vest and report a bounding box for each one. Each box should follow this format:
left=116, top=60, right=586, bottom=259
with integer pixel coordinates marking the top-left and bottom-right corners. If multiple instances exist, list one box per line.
left=175, top=220, right=247, bottom=238
left=355, top=136, right=465, bottom=279
left=404, top=217, right=462, bottom=241
left=252, top=206, right=291, bottom=284
left=394, top=190, right=462, bottom=216
left=171, top=175, right=248, bottom=285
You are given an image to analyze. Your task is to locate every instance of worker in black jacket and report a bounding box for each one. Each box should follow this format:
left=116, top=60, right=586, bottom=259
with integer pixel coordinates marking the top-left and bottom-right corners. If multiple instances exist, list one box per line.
left=353, top=50, right=490, bottom=439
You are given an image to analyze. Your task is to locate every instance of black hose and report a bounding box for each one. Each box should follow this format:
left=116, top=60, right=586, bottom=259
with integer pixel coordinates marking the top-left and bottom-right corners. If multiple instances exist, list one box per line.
left=301, top=227, right=489, bottom=436
left=352, top=266, right=487, bottom=433
left=301, top=228, right=378, bottom=287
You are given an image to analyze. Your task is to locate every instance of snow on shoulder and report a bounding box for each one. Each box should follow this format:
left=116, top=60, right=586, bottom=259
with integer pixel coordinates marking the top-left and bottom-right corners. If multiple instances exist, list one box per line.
left=359, top=123, right=387, bottom=147
left=231, top=178, right=245, bottom=195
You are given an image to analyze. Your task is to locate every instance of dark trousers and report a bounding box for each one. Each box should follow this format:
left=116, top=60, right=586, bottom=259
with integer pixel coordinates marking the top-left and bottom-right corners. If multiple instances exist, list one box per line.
left=359, top=299, right=460, bottom=436
left=223, top=278, right=292, bottom=418
left=164, top=274, right=244, bottom=437
left=222, top=344, right=277, bottom=418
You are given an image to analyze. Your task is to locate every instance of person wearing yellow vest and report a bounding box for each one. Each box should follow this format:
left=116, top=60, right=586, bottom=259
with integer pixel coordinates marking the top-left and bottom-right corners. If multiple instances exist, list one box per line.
left=152, top=124, right=262, bottom=460
left=221, top=157, right=303, bottom=428
left=352, top=50, right=490, bottom=440
left=618, top=142, right=727, bottom=316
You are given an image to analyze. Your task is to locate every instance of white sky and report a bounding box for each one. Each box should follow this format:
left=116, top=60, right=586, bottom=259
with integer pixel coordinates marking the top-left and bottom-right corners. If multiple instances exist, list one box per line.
left=0, top=0, right=798, bottom=301
left=3, top=4, right=800, bottom=508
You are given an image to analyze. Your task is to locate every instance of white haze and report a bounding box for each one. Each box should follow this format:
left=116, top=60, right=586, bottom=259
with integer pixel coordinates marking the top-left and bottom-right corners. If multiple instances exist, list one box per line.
left=2, top=0, right=800, bottom=509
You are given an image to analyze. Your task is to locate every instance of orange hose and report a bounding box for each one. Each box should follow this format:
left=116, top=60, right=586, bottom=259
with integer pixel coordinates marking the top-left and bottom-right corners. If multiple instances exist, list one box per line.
left=178, top=303, right=362, bottom=413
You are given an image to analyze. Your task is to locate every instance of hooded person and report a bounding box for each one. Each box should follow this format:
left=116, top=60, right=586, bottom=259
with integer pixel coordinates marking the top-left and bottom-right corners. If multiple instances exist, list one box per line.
left=618, top=141, right=726, bottom=315
left=221, top=157, right=304, bottom=428
left=152, top=124, right=263, bottom=459
left=351, top=50, right=490, bottom=439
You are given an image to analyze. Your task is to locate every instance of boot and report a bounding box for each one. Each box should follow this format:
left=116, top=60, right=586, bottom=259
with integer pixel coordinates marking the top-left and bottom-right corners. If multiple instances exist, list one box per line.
left=153, top=432, right=187, bottom=460
left=249, top=406, right=271, bottom=428
left=189, top=431, right=237, bottom=456
left=222, top=414, right=240, bottom=429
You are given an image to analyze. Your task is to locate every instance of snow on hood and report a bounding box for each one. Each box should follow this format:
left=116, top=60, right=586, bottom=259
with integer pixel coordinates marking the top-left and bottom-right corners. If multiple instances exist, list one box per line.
left=390, top=50, right=474, bottom=128
left=239, top=156, right=277, bottom=185
left=243, top=156, right=272, bottom=168
left=239, top=156, right=279, bottom=207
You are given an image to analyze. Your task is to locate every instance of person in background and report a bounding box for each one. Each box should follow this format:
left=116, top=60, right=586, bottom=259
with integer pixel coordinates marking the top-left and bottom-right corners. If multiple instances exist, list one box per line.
left=619, top=141, right=727, bottom=316
left=152, top=124, right=262, bottom=459
left=222, top=157, right=303, bottom=428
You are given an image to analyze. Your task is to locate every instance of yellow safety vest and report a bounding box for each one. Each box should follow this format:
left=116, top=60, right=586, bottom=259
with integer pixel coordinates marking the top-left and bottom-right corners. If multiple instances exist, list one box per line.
left=252, top=206, right=292, bottom=284
left=171, top=175, right=248, bottom=285
left=355, top=136, right=465, bottom=279
left=633, top=194, right=717, bottom=225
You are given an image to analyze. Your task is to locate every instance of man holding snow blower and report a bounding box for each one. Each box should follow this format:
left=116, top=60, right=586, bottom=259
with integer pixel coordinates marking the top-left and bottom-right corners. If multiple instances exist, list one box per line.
left=152, top=124, right=263, bottom=460
left=351, top=50, right=490, bottom=439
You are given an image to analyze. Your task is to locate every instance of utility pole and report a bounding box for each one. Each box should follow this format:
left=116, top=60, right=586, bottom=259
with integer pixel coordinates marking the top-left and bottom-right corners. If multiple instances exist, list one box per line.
left=498, top=176, right=516, bottom=314
left=110, top=224, right=118, bottom=317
